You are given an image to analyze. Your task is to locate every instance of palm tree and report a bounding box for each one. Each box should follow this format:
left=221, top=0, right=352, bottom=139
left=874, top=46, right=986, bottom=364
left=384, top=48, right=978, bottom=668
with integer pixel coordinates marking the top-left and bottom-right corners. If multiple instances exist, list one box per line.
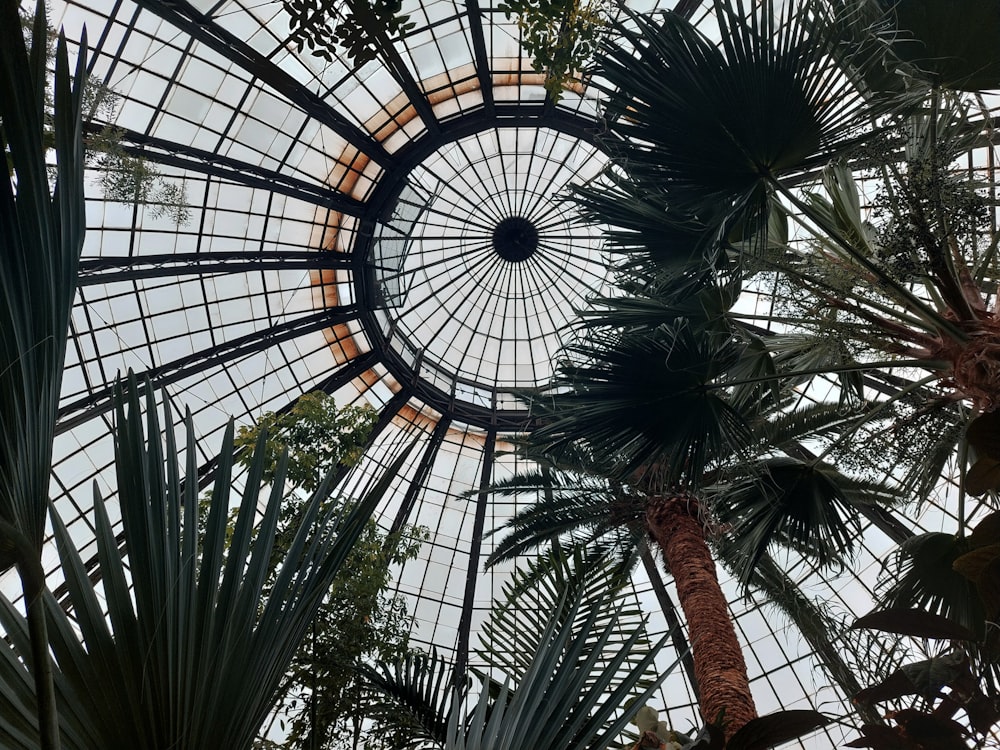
left=488, top=402, right=897, bottom=731
left=576, top=0, right=1000, bottom=503
left=498, top=257, right=907, bottom=739
left=523, top=0, right=1000, bottom=739
left=1, top=2, right=88, bottom=746
left=0, top=379, right=415, bottom=749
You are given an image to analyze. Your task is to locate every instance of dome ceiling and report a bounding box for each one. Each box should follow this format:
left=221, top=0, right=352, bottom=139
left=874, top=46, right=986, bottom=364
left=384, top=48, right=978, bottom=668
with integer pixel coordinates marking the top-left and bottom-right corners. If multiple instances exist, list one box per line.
left=14, top=0, right=986, bottom=745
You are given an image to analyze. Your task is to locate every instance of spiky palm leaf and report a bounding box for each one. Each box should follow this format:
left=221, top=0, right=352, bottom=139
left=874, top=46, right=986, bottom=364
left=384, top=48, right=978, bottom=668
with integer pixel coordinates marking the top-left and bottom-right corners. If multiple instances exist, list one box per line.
left=366, top=548, right=676, bottom=750
left=478, top=547, right=649, bottom=692
left=1, top=3, right=88, bottom=745
left=0, top=0, right=86, bottom=567
left=362, top=649, right=459, bottom=749
left=448, top=593, right=673, bottom=750
left=0, top=381, right=413, bottom=749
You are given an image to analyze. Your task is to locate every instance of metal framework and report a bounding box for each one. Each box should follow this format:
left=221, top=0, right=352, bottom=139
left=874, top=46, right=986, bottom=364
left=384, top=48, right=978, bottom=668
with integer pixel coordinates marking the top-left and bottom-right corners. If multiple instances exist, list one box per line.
left=31, top=0, right=979, bottom=744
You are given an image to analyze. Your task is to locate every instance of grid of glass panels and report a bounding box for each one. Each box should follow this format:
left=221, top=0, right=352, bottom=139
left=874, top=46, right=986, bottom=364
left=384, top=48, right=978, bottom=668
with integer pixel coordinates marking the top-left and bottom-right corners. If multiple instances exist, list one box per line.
left=9, top=0, right=999, bottom=746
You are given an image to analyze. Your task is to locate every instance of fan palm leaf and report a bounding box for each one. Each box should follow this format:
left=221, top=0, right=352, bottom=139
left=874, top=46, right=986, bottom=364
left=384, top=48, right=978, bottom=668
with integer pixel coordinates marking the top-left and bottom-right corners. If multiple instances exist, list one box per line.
left=0, top=380, right=414, bottom=749
left=877, top=532, right=985, bottom=637
left=365, top=548, right=676, bottom=750
left=711, top=456, right=902, bottom=588
left=589, top=1, right=877, bottom=233
left=362, top=649, right=458, bottom=749
left=876, top=0, right=1000, bottom=92
left=531, top=319, right=754, bottom=482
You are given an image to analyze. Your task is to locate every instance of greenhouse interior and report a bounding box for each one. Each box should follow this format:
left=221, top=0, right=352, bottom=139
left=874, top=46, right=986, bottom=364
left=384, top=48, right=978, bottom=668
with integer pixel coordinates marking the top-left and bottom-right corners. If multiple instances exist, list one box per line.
left=3, top=0, right=1000, bottom=747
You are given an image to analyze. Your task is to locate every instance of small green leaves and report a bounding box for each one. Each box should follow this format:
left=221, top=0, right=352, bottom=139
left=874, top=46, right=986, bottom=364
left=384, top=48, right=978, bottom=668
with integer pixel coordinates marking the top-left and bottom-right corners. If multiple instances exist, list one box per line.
left=234, top=391, right=377, bottom=492
left=282, top=0, right=414, bottom=67
left=499, top=0, right=610, bottom=101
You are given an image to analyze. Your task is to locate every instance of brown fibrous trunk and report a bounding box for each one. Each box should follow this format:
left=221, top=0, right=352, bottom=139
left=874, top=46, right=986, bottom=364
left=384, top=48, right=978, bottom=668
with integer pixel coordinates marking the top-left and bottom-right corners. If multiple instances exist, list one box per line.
left=646, top=495, right=757, bottom=740
left=933, top=316, right=1000, bottom=412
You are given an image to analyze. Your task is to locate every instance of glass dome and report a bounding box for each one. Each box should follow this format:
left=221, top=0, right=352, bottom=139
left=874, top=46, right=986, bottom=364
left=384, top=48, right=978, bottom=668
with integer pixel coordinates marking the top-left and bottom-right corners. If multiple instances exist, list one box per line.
left=17, top=0, right=1000, bottom=746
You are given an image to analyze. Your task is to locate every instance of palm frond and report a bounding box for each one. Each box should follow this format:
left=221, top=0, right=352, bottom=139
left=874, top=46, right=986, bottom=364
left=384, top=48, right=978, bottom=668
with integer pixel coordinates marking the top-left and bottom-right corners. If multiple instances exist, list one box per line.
left=724, top=550, right=885, bottom=726
left=877, top=532, right=985, bottom=637
left=484, top=471, right=638, bottom=567
left=365, top=548, right=677, bottom=750
left=454, top=589, right=674, bottom=750
left=478, top=546, right=647, bottom=694
left=588, top=1, right=876, bottom=234
left=530, top=320, right=755, bottom=483
left=711, top=456, right=897, bottom=588
left=0, top=379, right=414, bottom=749
left=361, top=649, right=459, bottom=749
left=0, top=0, right=87, bottom=560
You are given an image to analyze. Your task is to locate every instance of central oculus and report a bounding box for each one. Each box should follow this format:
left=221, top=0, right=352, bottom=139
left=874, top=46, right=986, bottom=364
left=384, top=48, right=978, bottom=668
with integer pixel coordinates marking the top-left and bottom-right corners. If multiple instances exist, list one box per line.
left=491, top=216, right=539, bottom=262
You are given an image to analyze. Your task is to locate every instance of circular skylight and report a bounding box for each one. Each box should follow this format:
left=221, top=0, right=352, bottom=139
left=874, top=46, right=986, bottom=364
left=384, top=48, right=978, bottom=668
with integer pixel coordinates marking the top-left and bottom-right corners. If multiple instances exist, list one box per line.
left=364, top=127, right=609, bottom=418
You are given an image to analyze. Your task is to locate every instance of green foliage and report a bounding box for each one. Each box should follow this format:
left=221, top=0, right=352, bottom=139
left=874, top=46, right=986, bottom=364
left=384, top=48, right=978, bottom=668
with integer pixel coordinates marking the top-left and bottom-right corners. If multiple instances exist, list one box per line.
left=282, top=0, right=415, bottom=65
left=86, top=123, right=191, bottom=226
left=1, top=2, right=89, bottom=744
left=269, top=494, right=427, bottom=750
left=499, top=0, right=610, bottom=101
left=233, top=392, right=422, bottom=749
left=1, top=0, right=87, bottom=561
left=235, top=392, right=378, bottom=493
left=8, top=7, right=191, bottom=224
left=0, top=379, right=415, bottom=749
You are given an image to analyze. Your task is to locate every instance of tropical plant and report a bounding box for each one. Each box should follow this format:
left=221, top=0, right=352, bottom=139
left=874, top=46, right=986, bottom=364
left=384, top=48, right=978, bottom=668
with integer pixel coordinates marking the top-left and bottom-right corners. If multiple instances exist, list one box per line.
left=362, top=546, right=677, bottom=750
left=498, top=0, right=612, bottom=100
left=554, top=0, right=1000, bottom=741
left=579, top=0, right=1000, bottom=497
left=282, top=0, right=415, bottom=65
left=254, top=495, right=424, bottom=750
left=845, top=507, right=1000, bottom=749
left=8, top=7, right=190, bottom=223
left=1, top=1, right=87, bottom=745
left=494, top=253, right=910, bottom=737
left=0, top=379, right=414, bottom=749
left=485, top=412, right=897, bottom=732
left=234, top=392, right=425, bottom=750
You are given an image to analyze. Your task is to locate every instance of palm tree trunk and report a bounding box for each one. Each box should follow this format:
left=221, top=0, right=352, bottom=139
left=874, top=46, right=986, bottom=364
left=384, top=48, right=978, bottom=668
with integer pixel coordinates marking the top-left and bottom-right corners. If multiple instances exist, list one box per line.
left=646, top=495, right=757, bottom=740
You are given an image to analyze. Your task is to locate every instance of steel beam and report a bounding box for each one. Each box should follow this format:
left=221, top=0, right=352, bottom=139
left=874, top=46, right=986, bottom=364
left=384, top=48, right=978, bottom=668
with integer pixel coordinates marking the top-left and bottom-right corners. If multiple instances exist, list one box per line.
left=83, top=123, right=367, bottom=216
left=454, top=430, right=495, bottom=686
left=56, top=306, right=360, bottom=434
left=130, top=0, right=393, bottom=166
left=78, top=250, right=354, bottom=285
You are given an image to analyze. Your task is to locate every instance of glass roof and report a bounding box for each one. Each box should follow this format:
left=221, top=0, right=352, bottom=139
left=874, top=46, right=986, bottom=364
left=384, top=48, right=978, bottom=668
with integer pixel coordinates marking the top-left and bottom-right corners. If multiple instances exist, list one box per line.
left=14, top=0, right=1000, bottom=745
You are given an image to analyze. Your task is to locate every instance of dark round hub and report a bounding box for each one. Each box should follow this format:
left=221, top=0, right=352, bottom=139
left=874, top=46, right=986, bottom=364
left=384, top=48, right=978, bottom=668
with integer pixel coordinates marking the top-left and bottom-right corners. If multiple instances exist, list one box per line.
left=492, top=216, right=538, bottom=262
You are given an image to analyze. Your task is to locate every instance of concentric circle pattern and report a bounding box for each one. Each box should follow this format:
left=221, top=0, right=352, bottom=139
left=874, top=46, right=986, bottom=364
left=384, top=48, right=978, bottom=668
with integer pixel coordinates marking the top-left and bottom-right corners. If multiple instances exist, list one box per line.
left=369, top=128, right=609, bottom=411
